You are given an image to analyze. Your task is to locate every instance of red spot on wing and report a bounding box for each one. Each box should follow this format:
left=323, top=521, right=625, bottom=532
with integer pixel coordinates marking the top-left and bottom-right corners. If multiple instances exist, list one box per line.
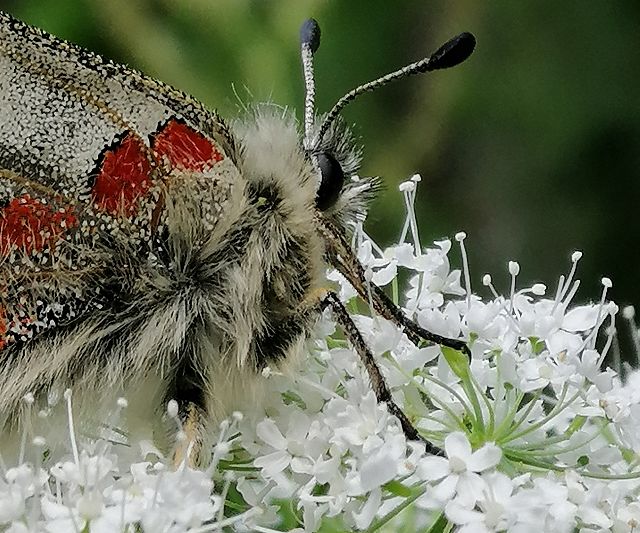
left=152, top=119, right=223, bottom=171
left=92, top=134, right=153, bottom=215
left=0, top=195, right=78, bottom=256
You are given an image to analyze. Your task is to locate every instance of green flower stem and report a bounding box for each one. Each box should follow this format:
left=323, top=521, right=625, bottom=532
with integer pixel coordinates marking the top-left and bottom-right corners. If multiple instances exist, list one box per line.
left=492, top=388, right=526, bottom=442
left=442, top=347, right=484, bottom=431
left=497, top=391, right=543, bottom=442
left=502, top=388, right=581, bottom=445
left=424, top=511, right=451, bottom=533
left=417, top=376, right=474, bottom=433
left=392, top=277, right=399, bottom=306
left=469, top=370, right=495, bottom=436
left=504, top=450, right=567, bottom=472
left=507, top=432, right=574, bottom=450
left=363, top=485, right=427, bottom=533
left=578, top=469, right=640, bottom=481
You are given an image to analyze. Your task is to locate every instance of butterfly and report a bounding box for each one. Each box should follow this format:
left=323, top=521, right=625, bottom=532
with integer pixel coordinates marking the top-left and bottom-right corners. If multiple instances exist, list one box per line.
left=0, top=12, right=474, bottom=463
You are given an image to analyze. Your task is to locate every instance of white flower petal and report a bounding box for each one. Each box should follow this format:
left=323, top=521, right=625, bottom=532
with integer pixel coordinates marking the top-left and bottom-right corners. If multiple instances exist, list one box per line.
left=253, top=450, right=291, bottom=476
left=353, top=488, right=381, bottom=530
left=445, top=432, right=472, bottom=463
left=416, top=456, right=450, bottom=481
left=431, top=474, right=459, bottom=503
left=372, top=261, right=397, bottom=286
left=360, top=448, right=399, bottom=492
left=562, top=305, right=600, bottom=332
left=256, top=418, right=287, bottom=450
left=467, top=443, right=502, bottom=472
left=445, top=499, right=484, bottom=525
left=456, top=471, right=485, bottom=508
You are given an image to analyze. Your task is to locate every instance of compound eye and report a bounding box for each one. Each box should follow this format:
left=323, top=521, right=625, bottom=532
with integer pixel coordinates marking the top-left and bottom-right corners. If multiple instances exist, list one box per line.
left=315, top=152, right=345, bottom=211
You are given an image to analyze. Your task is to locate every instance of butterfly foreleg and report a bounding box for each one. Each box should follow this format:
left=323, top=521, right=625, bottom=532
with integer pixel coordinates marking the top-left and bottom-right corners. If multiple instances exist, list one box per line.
left=311, top=290, right=441, bottom=454
left=319, top=217, right=470, bottom=358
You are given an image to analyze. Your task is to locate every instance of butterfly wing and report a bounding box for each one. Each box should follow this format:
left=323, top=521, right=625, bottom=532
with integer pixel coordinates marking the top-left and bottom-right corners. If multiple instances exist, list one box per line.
left=0, top=11, right=239, bottom=349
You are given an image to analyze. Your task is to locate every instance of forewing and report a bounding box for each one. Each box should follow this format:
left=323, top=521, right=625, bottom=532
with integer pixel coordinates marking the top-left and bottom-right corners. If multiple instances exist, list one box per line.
left=0, top=11, right=238, bottom=350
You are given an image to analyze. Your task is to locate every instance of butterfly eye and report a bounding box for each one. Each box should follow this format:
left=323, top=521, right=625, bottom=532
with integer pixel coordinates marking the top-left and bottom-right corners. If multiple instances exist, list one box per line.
left=314, top=152, right=344, bottom=211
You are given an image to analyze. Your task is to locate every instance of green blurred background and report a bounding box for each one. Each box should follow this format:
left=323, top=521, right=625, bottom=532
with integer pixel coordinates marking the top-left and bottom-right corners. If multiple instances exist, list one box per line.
left=3, top=0, right=639, bottom=313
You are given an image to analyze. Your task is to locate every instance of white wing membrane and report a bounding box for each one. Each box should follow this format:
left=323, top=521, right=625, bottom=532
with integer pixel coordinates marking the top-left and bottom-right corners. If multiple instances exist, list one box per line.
left=0, top=10, right=233, bottom=197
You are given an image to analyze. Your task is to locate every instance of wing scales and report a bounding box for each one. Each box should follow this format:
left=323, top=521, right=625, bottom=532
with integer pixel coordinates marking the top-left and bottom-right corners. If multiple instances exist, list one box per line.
left=0, top=11, right=239, bottom=351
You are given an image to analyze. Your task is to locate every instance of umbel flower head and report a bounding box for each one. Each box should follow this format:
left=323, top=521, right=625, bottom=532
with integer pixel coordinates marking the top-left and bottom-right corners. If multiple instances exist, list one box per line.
left=1, top=175, right=640, bottom=533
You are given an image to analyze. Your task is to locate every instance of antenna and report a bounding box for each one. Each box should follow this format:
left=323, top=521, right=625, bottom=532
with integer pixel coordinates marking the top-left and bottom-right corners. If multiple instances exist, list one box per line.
left=300, top=18, right=321, bottom=150
left=314, top=31, right=476, bottom=147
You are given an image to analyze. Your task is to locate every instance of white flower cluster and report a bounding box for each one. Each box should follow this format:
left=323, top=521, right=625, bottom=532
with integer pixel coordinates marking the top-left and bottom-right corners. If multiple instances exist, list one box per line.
left=1, top=175, right=640, bottom=532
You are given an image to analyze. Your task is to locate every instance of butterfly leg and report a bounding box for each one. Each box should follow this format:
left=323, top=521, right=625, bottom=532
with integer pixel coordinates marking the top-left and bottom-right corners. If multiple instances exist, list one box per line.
left=318, top=217, right=470, bottom=358
left=166, top=354, right=207, bottom=468
left=172, top=402, right=203, bottom=468
left=317, top=290, right=440, bottom=454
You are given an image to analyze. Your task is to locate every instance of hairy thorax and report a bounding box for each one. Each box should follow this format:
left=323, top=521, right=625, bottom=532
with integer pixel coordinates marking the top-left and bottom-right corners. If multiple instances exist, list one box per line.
left=0, top=112, right=327, bottom=457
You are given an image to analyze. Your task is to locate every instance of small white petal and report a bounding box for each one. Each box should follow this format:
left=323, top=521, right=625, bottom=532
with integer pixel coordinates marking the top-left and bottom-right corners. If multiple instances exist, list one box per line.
left=445, top=499, right=484, bottom=525
left=431, top=473, right=458, bottom=503
left=256, top=418, right=287, bottom=450
left=445, top=432, right=472, bottom=463
left=371, top=261, right=397, bottom=286
left=353, top=488, right=382, bottom=530
left=253, top=450, right=290, bottom=476
left=467, top=443, right=502, bottom=472
left=360, top=449, right=399, bottom=491
left=416, top=456, right=450, bottom=481
left=563, top=305, right=599, bottom=332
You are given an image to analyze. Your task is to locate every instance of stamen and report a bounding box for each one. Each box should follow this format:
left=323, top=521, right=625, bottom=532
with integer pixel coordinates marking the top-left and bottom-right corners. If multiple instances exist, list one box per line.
left=167, top=399, right=179, bottom=420
left=552, top=274, right=566, bottom=313
left=189, top=508, right=261, bottom=533
left=217, top=471, right=234, bottom=523
left=482, top=274, right=498, bottom=298
left=560, top=280, right=581, bottom=312
left=580, top=301, right=617, bottom=356
left=482, top=273, right=521, bottom=331
left=508, top=261, right=520, bottom=314
left=151, top=462, right=165, bottom=509
left=553, top=251, right=582, bottom=313
left=19, top=392, right=35, bottom=464
left=560, top=251, right=583, bottom=302
left=597, top=305, right=619, bottom=368
left=622, top=306, right=640, bottom=365
left=64, top=389, right=80, bottom=466
left=530, top=283, right=546, bottom=296
left=455, top=232, right=471, bottom=312
left=31, top=435, right=46, bottom=522
left=399, top=180, right=421, bottom=254
left=590, top=278, right=613, bottom=350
